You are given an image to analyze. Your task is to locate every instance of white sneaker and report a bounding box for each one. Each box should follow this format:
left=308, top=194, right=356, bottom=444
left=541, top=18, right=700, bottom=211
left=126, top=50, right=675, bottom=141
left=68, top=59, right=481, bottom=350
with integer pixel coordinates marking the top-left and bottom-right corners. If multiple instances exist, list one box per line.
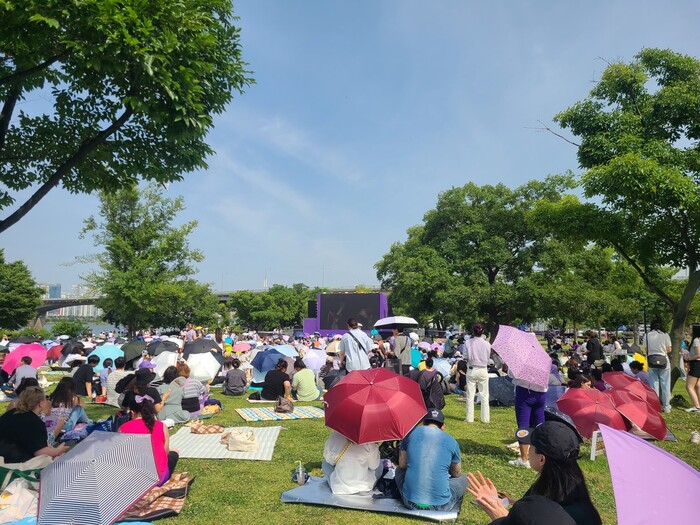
left=685, top=407, right=700, bottom=413
left=508, top=457, right=530, bottom=468
left=663, top=407, right=672, bottom=414
left=690, top=431, right=700, bottom=445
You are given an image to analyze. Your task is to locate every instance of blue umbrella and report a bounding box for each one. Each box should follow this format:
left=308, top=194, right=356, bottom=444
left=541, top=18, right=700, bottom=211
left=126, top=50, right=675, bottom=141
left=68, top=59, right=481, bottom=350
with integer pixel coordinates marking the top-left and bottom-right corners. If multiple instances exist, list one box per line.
left=617, top=325, right=627, bottom=331
left=87, top=344, right=124, bottom=372
left=272, top=344, right=299, bottom=357
left=251, top=349, right=286, bottom=373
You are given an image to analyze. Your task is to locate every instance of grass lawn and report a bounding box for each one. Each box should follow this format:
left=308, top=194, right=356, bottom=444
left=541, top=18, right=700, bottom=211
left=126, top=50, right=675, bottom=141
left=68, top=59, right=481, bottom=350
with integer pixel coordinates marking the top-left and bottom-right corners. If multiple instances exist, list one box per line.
left=6, top=374, right=700, bottom=524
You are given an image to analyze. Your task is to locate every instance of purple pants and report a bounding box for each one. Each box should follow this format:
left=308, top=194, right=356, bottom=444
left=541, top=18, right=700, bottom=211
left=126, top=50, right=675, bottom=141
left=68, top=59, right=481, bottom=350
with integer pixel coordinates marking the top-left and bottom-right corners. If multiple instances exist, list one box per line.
left=515, top=386, right=546, bottom=428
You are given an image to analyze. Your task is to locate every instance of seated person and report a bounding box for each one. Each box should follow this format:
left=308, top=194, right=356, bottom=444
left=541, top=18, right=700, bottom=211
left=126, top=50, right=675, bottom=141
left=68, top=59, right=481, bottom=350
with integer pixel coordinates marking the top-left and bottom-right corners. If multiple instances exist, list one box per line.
left=9, top=356, right=38, bottom=389
left=395, top=408, right=467, bottom=511
left=173, top=362, right=208, bottom=415
left=156, top=366, right=190, bottom=423
left=73, top=354, right=100, bottom=397
left=629, top=361, right=651, bottom=386
left=449, top=360, right=468, bottom=396
left=0, top=387, right=69, bottom=462
left=468, top=422, right=601, bottom=525
left=222, top=358, right=248, bottom=396
left=106, top=357, right=130, bottom=408
left=49, top=377, right=91, bottom=432
left=322, top=430, right=382, bottom=495
left=99, top=358, right=114, bottom=396
left=317, top=356, right=337, bottom=390
left=260, top=358, right=292, bottom=401
left=590, top=369, right=606, bottom=392
left=122, top=367, right=163, bottom=413
left=291, top=358, right=322, bottom=401
left=569, top=374, right=592, bottom=389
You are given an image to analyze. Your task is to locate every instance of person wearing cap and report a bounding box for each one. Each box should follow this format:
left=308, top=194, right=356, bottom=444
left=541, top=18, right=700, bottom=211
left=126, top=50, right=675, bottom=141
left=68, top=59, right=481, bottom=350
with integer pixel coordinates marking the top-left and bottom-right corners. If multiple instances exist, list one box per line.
left=395, top=408, right=467, bottom=511
left=338, top=318, right=372, bottom=372
left=467, top=422, right=601, bottom=525
left=464, top=323, right=491, bottom=424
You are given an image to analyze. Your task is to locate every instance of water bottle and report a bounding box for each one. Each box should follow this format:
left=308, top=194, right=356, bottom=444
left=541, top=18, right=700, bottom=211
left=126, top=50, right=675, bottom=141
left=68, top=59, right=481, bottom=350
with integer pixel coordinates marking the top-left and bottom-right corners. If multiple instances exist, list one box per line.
left=295, top=460, right=307, bottom=485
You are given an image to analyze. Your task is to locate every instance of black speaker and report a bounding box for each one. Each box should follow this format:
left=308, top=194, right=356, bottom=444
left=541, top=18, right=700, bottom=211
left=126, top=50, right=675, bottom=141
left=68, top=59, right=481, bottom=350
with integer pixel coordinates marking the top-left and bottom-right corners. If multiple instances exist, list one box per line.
left=307, top=300, right=317, bottom=318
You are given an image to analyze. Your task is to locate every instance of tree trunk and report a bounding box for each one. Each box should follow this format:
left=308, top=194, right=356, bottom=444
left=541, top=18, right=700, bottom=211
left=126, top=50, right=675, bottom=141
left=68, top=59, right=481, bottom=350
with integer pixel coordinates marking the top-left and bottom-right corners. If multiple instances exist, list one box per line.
left=669, top=270, right=700, bottom=388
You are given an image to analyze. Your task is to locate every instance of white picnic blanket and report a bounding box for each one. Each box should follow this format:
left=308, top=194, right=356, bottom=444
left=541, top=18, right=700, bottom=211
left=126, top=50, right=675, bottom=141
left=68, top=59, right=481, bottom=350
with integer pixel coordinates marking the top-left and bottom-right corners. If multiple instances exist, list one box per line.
left=169, top=426, right=281, bottom=461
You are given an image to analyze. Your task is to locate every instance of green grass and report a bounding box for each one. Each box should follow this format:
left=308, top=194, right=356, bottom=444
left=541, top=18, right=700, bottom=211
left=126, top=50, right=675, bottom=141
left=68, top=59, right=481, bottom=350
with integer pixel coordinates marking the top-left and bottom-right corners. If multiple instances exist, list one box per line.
left=6, top=377, right=700, bottom=525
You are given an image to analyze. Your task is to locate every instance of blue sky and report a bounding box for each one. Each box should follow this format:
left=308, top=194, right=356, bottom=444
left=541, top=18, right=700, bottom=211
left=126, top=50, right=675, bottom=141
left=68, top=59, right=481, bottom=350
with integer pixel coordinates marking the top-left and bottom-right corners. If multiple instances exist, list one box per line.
left=3, top=1, right=700, bottom=294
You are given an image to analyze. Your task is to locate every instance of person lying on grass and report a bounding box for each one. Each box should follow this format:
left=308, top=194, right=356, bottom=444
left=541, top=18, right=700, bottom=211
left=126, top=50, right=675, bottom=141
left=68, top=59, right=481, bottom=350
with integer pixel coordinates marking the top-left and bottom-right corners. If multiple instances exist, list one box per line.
left=468, top=421, right=602, bottom=525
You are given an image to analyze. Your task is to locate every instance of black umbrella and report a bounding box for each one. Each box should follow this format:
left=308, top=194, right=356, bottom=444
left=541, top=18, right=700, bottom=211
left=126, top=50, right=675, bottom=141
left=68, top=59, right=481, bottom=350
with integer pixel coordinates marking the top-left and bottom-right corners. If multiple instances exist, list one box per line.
left=121, top=340, right=147, bottom=362
left=488, top=376, right=516, bottom=406
left=61, top=340, right=85, bottom=357
left=183, top=338, right=220, bottom=358
left=10, top=335, right=41, bottom=344
left=145, top=340, right=179, bottom=356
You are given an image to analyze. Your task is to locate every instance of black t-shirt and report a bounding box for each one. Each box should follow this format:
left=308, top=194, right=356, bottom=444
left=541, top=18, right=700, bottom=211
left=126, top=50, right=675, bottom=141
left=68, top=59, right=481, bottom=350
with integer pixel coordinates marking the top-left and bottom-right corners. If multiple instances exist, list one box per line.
left=0, top=409, right=48, bottom=462
left=73, top=364, right=97, bottom=396
left=261, top=369, right=290, bottom=400
left=122, top=386, right=162, bottom=409
left=586, top=338, right=603, bottom=364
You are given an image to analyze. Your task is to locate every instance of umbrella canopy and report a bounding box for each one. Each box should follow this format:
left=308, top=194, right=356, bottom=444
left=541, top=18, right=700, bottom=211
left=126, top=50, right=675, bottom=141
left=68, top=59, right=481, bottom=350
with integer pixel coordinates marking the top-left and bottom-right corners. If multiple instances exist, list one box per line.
left=152, top=350, right=179, bottom=378
left=417, top=341, right=431, bottom=351
left=491, top=325, right=551, bottom=391
left=325, top=339, right=340, bottom=354
left=86, top=344, right=124, bottom=373
left=556, top=388, right=627, bottom=439
left=272, top=344, right=299, bottom=358
left=251, top=348, right=286, bottom=373
left=432, top=358, right=452, bottom=377
left=146, top=339, right=180, bottom=356
left=38, top=431, right=159, bottom=525
left=187, top=352, right=222, bottom=382
left=302, top=348, right=327, bottom=372
left=46, top=344, right=64, bottom=361
left=9, top=335, right=40, bottom=344
left=373, top=316, right=419, bottom=331
left=605, top=387, right=667, bottom=441
left=183, top=338, right=220, bottom=358
left=600, top=424, right=700, bottom=525
left=602, top=371, right=662, bottom=413
left=61, top=339, right=85, bottom=357
left=2, top=343, right=47, bottom=375
left=233, top=342, right=252, bottom=353
left=488, top=376, right=516, bottom=406
left=324, top=368, right=427, bottom=444
left=120, top=340, right=147, bottom=362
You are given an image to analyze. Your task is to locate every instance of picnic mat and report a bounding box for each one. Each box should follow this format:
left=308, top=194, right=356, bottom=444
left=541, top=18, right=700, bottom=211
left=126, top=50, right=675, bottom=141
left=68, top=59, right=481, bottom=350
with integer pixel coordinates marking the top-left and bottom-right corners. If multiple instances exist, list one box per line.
left=236, top=406, right=325, bottom=422
left=247, top=398, right=276, bottom=403
left=281, top=476, right=461, bottom=522
left=169, top=426, right=281, bottom=461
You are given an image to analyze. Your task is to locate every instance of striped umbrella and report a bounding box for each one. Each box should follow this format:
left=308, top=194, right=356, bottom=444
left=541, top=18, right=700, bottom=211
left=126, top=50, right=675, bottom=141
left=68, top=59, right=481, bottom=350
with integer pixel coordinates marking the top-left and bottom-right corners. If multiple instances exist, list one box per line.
left=38, top=431, right=159, bottom=525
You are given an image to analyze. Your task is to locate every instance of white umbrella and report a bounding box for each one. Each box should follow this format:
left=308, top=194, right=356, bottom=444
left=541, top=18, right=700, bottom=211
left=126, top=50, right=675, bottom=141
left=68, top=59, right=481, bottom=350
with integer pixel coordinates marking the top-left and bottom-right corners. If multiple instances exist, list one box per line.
left=302, top=348, right=327, bottom=372
left=152, top=350, right=179, bottom=378
left=374, top=316, right=419, bottom=330
left=187, top=352, right=221, bottom=382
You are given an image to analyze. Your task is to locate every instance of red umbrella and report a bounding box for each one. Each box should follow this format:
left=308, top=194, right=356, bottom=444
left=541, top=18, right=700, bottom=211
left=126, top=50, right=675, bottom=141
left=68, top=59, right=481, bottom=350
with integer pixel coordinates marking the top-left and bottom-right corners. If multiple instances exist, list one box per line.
left=602, top=372, right=662, bottom=413
left=46, top=345, right=63, bottom=361
left=605, top=387, right=668, bottom=441
left=2, top=343, right=48, bottom=375
left=556, top=388, right=627, bottom=439
left=324, top=368, right=427, bottom=444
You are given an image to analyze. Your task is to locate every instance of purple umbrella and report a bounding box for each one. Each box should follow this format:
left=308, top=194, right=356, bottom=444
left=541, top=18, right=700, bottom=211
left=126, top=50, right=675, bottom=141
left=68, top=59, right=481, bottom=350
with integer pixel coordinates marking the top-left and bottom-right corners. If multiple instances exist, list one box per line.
left=417, top=342, right=431, bottom=351
left=600, top=424, right=700, bottom=524
left=302, top=348, right=327, bottom=373
left=491, top=325, right=550, bottom=390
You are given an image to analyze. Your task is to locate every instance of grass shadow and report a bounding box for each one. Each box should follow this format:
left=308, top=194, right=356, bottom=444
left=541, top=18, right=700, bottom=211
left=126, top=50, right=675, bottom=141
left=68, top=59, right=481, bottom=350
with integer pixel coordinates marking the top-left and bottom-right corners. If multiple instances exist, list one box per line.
left=457, top=437, right=512, bottom=460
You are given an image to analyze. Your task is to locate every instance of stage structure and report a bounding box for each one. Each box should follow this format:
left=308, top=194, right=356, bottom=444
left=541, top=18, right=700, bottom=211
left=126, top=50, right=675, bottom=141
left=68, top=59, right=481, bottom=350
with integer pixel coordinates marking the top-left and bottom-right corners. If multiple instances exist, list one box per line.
left=303, top=293, right=390, bottom=335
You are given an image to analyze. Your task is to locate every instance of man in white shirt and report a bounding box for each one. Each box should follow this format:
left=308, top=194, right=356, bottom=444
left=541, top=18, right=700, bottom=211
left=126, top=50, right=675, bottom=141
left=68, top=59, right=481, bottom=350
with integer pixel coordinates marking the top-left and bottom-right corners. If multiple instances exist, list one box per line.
left=338, top=318, right=372, bottom=372
left=643, top=319, right=672, bottom=413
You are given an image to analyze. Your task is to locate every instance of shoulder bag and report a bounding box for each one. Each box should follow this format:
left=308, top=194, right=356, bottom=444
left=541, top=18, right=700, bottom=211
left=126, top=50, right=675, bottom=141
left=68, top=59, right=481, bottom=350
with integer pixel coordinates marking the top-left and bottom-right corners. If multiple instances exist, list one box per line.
left=275, top=396, right=294, bottom=413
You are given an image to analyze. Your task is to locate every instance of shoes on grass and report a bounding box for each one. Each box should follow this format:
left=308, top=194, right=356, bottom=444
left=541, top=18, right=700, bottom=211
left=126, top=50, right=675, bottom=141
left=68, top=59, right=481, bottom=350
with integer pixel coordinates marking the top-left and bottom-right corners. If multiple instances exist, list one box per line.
left=684, top=407, right=700, bottom=413
left=508, top=457, right=530, bottom=468
left=690, top=431, right=700, bottom=445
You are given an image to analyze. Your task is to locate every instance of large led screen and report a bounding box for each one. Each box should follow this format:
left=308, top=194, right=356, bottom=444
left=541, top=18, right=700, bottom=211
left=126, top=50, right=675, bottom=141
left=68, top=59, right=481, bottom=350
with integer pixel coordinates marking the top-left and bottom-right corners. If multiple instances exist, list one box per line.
left=319, top=293, right=381, bottom=331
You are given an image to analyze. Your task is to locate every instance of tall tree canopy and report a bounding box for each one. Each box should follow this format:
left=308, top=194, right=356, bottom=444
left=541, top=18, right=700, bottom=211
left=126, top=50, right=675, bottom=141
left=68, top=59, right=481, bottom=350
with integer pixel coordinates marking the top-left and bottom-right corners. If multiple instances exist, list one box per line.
left=229, top=284, right=322, bottom=331
left=0, top=0, right=252, bottom=232
left=535, top=48, right=700, bottom=379
left=81, top=184, right=218, bottom=336
left=0, top=249, right=42, bottom=329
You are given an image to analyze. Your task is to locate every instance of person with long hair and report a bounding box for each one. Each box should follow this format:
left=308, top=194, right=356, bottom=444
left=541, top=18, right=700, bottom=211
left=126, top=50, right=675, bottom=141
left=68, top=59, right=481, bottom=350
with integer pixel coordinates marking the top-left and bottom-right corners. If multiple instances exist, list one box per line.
left=173, top=362, right=207, bottom=415
left=156, top=366, right=190, bottom=423
left=49, top=377, right=91, bottom=432
left=682, top=324, right=700, bottom=412
left=261, top=358, right=292, bottom=401
left=119, top=393, right=179, bottom=486
left=468, top=422, right=602, bottom=525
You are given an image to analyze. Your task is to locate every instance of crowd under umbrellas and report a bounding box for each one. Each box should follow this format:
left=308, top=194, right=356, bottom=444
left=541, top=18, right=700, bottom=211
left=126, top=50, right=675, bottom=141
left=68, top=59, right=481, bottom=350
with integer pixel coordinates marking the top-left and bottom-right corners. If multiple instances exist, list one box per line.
left=1, top=320, right=699, bottom=525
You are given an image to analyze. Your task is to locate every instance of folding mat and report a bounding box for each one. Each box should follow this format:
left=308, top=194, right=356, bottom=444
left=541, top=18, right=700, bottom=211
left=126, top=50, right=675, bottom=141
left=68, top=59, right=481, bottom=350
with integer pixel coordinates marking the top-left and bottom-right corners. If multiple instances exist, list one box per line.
left=235, top=406, right=325, bottom=422
left=169, top=426, right=282, bottom=461
left=281, top=476, right=462, bottom=522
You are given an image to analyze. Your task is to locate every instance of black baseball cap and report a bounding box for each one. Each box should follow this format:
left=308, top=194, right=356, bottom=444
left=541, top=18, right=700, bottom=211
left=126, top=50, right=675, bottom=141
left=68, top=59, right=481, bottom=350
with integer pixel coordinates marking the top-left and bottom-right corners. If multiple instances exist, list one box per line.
left=424, top=408, right=445, bottom=425
left=489, top=495, right=576, bottom=525
left=515, top=421, right=581, bottom=461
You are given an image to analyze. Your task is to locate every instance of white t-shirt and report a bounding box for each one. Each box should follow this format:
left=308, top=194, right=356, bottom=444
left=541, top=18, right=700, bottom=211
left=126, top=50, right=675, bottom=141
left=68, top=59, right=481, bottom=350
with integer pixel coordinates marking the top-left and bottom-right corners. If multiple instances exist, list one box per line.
left=323, top=431, right=380, bottom=494
left=644, top=330, right=671, bottom=356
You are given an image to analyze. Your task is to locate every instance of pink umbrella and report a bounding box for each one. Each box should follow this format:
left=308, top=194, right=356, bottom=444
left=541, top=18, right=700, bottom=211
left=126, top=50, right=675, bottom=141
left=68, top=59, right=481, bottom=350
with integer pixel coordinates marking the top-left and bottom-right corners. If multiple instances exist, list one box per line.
left=2, top=343, right=48, bottom=375
left=491, top=325, right=550, bottom=390
left=556, top=388, right=628, bottom=439
left=233, top=342, right=251, bottom=353
left=417, top=342, right=431, bottom=351
left=430, top=342, right=442, bottom=352
left=604, top=387, right=667, bottom=441
left=600, top=424, right=700, bottom=524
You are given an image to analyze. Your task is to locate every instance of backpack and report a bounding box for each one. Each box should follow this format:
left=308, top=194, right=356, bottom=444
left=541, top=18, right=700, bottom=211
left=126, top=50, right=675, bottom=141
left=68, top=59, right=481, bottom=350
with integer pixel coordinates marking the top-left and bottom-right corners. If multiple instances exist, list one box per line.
left=418, top=371, right=445, bottom=410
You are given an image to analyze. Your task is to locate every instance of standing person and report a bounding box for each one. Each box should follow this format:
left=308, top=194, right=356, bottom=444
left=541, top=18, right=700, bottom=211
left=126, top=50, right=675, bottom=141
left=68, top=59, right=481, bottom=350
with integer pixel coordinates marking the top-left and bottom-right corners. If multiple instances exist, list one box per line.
left=584, top=331, right=603, bottom=367
left=643, top=319, right=672, bottom=413
left=683, top=324, right=700, bottom=412
left=508, top=370, right=548, bottom=468
left=464, top=323, right=491, bottom=424
left=395, top=408, right=467, bottom=511
left=8, top=356, right=37, bottom=389
left=392, top=327, right=413, bottom=376
left=338, top=318, right=372, bottom=372
left=184, top=323, right=197, bottom=343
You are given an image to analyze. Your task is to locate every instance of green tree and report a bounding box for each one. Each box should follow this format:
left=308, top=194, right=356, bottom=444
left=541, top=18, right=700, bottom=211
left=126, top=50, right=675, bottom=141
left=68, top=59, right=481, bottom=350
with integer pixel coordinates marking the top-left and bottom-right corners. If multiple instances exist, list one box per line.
left=81, top=183, right=216, bottom=336
left=49, top=319, right=88, bottom=338
left=0, top=0, right=252, bottom=233
left=537, top=48, right=700, bottom=381
left=229, top=284, right=319, bottom=331
left=0, top=249, right=43, bottom=328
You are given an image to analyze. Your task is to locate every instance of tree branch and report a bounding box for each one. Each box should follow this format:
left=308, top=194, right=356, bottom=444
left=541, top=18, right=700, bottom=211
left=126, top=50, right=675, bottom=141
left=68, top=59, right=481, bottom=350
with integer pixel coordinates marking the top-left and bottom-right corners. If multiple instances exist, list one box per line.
left=0, top=85, right=20, bottom=151
left=610, top=241, right=676, bottom=309
left=526, top=120, right=581, bottom=147
left=0, top=53, right=67, bottom=88
left=0, top=105, right=133, bottom=234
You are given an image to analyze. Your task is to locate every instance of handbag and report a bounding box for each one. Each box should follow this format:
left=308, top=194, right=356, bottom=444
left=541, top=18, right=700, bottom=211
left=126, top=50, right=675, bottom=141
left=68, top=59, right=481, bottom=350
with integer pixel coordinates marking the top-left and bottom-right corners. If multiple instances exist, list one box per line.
left=0, top=455, right=52, bottom=491
left=220, top=429, right=258, bottom=452
left=275, top=396, right=294, bottom=413
left=647, top=354, right=668, bottom=369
